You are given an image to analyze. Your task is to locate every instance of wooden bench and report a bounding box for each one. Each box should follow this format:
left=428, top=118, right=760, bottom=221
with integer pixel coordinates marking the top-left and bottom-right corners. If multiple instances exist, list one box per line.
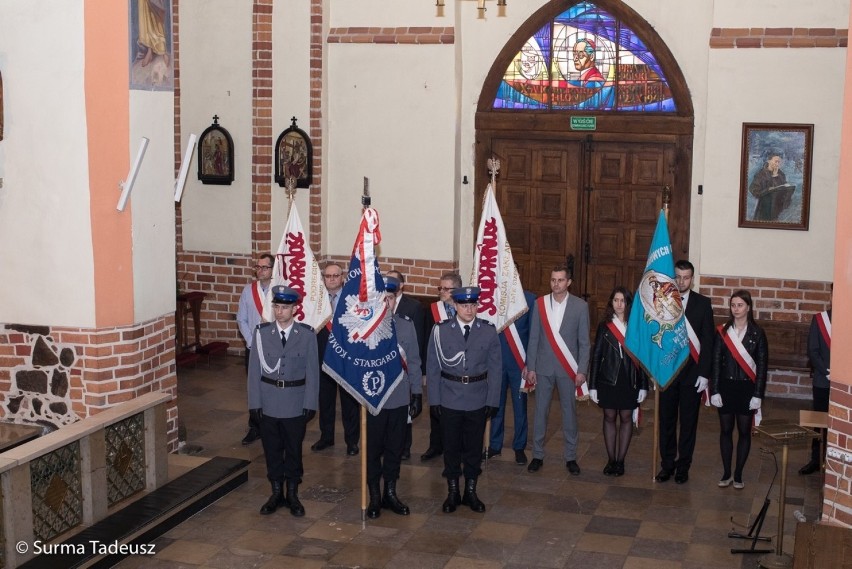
left=19, top=456, right=250, bottom=569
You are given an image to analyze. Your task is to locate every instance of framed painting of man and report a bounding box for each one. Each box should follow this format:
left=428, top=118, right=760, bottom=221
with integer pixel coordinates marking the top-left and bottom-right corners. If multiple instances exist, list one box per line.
left=274, top=117, right=313, bottom=189
left=738, top=123, right=813, bottom=230
left=197, top=116, right=234, bottom=185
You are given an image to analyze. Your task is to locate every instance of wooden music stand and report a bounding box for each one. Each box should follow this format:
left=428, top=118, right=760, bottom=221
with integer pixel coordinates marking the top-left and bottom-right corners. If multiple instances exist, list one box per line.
left=753, top=420, right=819, bottom=569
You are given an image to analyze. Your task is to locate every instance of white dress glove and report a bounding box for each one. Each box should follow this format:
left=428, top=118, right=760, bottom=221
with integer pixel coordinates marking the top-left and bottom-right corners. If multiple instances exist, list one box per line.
left=589, top=389, right=599, bottom=404
left=710, top=394, right=723, bottom=408
left=695, top=376, right=708, bottom=392
left=637, top=389, right=647, bottom=404
left=749, top=397, right=762, bottom=410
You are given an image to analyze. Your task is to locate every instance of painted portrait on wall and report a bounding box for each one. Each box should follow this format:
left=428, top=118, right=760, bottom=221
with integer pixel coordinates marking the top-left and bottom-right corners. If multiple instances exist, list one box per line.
left=738, top=123, right=813, bottom=230
left=129, top=0, right=174, bottom=91
left=198, top=117, right=235, bottom=185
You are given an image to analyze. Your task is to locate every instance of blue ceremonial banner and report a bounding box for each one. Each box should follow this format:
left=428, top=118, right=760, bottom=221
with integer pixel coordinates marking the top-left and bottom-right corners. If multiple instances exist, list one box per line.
left=322, top=208, right=404, bottom=415
left=624, top=211, right=689, bottom=390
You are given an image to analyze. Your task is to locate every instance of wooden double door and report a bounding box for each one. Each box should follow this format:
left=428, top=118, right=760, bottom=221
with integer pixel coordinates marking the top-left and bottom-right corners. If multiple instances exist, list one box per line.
left=491, top=136, right=678, bottom=325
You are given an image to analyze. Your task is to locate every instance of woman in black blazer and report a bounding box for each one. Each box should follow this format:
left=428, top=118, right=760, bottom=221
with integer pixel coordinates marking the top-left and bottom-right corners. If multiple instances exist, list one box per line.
left=710, top=290, right=768, bottom=489
left=588, top=286, right=648, bottom=476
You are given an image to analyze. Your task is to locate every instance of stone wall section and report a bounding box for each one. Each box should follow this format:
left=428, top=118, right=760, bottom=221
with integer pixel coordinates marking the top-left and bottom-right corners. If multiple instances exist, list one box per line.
left=0, top=314, right=178, bottom=450
left=710, top=27, right=847, bottom=49
left=825, top=381, right=852, bottom=526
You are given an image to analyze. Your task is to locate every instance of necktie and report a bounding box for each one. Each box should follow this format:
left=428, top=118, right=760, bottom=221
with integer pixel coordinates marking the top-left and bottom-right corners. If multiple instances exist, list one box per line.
left=330, top=293, right=337, bottom=312
left=447, top=304, right=456, bottom=319
left=463, top=325, right=470, bottom=341
left=281, top=331, right=287, bottom=350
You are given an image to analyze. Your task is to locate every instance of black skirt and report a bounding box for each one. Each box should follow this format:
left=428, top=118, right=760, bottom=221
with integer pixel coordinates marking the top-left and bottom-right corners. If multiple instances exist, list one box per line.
left=718, top=379, right=756, bottom=415
left=597, top=361, right=639, bottom=411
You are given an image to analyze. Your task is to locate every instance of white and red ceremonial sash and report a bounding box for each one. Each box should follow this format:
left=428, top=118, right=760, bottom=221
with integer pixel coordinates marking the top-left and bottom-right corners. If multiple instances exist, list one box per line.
left=504, top=323, right=527, bottom=372
left=263, top=202, right=332, bottom=330
left=816, top=311, right=831, bottom=349
left=606, top=318, right=627, bottom=349
left=399, top=345, right=408, bottom=374
left=431, top=301, right=450, bottom=323
left=537, top=295, right=580, bottom=384
left=720, top=325, right=761, bottom=425
left=252, top=282, right=265, bottom=317
left=685, top=319, right=700, bottom=363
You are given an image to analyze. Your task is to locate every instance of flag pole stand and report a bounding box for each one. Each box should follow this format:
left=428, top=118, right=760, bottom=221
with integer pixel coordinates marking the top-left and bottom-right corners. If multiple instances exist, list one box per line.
left=359, top=178, right=370, bottom=525
left=653, top=383, right=660, bottom=482
left=360, top=405, right=367, bottom=524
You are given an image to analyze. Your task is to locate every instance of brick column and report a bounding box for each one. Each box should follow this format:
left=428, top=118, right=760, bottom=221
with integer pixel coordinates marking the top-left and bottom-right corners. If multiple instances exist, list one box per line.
left=252, top=0, right=274, bottom=254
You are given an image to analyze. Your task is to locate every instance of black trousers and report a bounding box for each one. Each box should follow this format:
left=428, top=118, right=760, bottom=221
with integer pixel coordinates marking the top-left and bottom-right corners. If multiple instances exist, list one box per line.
left=260, top=414, right=307, bottom=483
left=441, top=406, right=487, bottom=480
left=658, top=371, right=702, bottom=472
left=317, top=371, right=360, bottom=445
left=367, top=405, right=408, bottom=485
left=810, top=386, right=830, bottom=463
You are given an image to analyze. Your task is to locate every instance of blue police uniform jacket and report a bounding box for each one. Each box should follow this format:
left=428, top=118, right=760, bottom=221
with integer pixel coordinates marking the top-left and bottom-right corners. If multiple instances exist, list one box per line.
left=248, top=321, right=319, bottom=419
left=426, top=317, right=501, bottom=411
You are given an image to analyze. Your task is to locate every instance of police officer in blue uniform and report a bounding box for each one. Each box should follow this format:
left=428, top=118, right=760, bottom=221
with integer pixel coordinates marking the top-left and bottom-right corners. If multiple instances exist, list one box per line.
left=248, top=286, right=319, bottom=517
left=366, top=276, right=423, bottom=519
left=426, top=287, right=501, bottom=513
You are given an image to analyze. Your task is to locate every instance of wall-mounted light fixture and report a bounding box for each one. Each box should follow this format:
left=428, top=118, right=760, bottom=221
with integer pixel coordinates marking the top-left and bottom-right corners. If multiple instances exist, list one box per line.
left=435, top=0, right=507, bottom=16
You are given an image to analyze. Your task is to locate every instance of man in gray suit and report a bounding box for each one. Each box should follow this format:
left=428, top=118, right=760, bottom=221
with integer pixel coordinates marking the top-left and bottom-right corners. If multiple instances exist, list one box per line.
left=248, top=286, right=319, bottom=517
left=525, top=264, right=590, bottom=475
left=426, top=287, right=501, bottom=514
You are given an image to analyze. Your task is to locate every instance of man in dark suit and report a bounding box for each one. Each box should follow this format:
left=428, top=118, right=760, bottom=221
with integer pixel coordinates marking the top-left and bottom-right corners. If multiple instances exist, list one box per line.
left=386, top=270, right=426, bottom=461
left=484, top=289, right=537, bottom=465
left=655, top=259, right=715, bottom=484
left=426, top=287, right=501, bottom=513
left=312, top=262, right=361, bottom=456
left=248, top=286, right=319, bottom=517
left=800, top=301, right=831, bottom=475
left=421, top=272, right=463, bottom=462
left=525, top=264, right=590, bottom=476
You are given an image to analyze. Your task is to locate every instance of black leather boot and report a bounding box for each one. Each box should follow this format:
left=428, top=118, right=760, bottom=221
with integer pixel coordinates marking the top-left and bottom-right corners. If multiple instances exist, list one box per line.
left=382, top=479, right=410, bottom=516
left=367, top=482, right=382, bottom=519
left=442, top=478, right=461, bottom=513
left=285, top=479, right=305, bottom=517
left=461, top=477, right=486, bottom=513
left=260, top=480, right=285, bottom=515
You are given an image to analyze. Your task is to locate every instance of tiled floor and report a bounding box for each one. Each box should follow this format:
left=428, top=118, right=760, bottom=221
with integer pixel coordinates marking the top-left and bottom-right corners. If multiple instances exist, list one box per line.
left=117, top=356, right=823, bottom=568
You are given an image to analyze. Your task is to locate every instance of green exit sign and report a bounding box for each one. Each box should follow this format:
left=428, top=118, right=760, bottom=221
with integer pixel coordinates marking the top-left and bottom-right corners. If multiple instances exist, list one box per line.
left=570, top=116, right=597, bottom=131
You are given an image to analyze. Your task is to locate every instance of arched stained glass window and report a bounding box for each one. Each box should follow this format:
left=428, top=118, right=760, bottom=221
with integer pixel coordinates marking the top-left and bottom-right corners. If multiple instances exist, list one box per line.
left=494, top=1, right=675, bottom=112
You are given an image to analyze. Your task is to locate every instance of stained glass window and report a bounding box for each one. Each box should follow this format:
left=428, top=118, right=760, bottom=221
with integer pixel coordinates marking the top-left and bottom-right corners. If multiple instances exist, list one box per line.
left=494, top=2, right=675, bottom=112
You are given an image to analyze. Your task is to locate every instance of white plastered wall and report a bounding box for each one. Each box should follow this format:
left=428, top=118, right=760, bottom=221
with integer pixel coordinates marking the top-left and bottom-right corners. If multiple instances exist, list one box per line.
left=0, top=1, right=96, bottom=326
left=700, top=0, right=848, bottom=281
left=131, top=91, right=177, bottom=321
left=326, top=1, right=458, bottom=260
left=178, top=0, right=253, bottom=255
left=271, top=0, right=313, bottom=248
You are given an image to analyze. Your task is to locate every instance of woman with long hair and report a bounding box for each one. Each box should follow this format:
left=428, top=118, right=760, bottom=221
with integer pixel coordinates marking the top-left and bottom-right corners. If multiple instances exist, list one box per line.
left=710, top=290, right=768, bottom=489
left=588, top=286, right=648, bottom=476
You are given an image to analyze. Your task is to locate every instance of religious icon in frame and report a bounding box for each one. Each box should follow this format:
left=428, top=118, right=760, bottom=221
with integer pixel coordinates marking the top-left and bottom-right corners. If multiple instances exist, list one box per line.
left=275, top=117, right=313, bottom=189
left=197, top=116, right=234, bottom=185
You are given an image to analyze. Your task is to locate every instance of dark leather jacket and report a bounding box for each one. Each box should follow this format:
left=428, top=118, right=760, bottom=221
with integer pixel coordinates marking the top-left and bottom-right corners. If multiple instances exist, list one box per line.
left=710, top=322, right=768, bottom=398
left=588, top=321, right=648, bottom=391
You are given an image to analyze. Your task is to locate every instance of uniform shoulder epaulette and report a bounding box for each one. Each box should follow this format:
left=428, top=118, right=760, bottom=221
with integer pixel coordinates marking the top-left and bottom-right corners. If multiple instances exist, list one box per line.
left=478, top=318, right=496, bottom=327
left=296, top=322, right=314, bottom=331
left=438, top=318, right=454, bottom=326
left=258, top=321, right=275, bottom=331
left=397, top=314, right=412, bottom=322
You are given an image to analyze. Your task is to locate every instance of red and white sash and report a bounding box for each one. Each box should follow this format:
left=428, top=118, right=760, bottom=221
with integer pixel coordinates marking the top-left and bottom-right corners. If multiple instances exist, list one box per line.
left=504, top=323, right=533, bottom=391
left=537, top=295, right=587, bottom=399
left=431, top=301, right=450, bottom=323
left=719, top=324, right=761, bottom=425
left=608, top=318, right=641, bottom=423
left=252, top=282, right=266, bottom=318
left=685, top=319, right=700, bottom=364
left=816, top=311, right=831, bottom=349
